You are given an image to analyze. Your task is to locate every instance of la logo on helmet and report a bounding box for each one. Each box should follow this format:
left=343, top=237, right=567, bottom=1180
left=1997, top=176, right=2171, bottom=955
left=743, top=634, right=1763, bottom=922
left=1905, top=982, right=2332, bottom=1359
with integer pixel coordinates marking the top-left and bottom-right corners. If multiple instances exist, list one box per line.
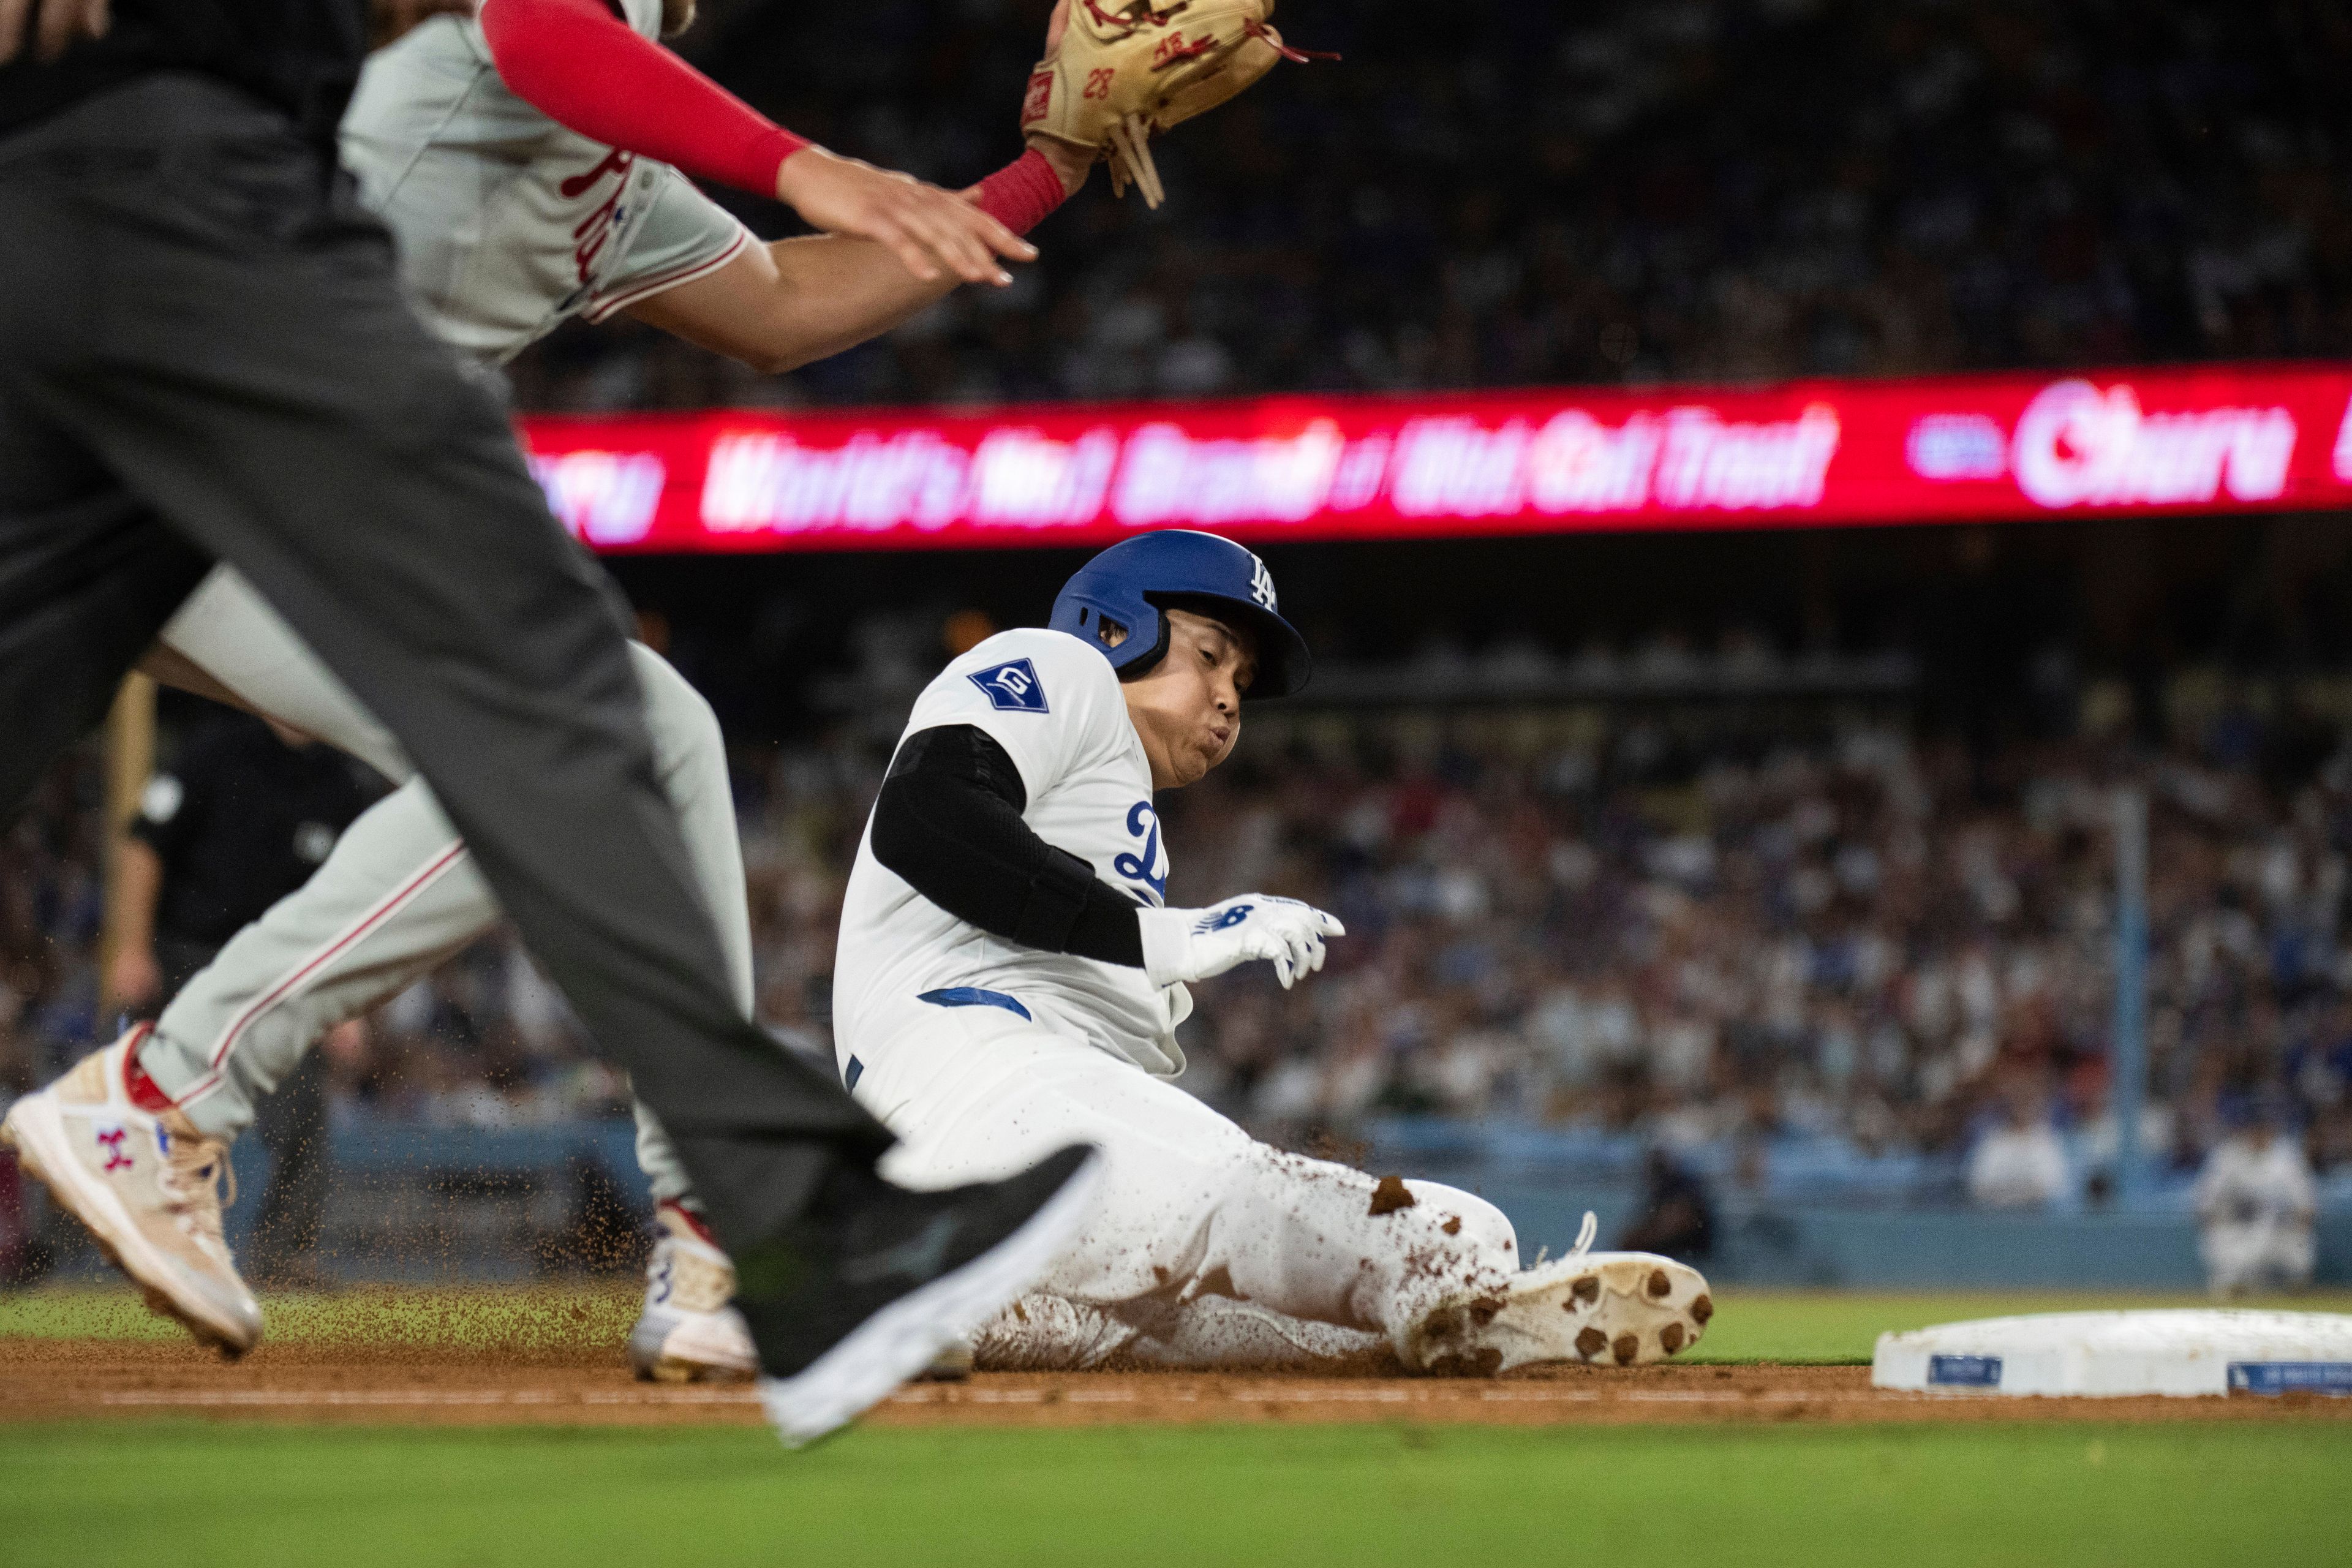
left=1249, top=555, right=1276, bottom=611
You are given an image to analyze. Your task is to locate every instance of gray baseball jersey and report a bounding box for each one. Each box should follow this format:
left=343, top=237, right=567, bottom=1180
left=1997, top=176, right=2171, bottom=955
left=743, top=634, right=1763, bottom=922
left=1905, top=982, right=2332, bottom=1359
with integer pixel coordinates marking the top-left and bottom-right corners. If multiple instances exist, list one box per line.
left=134, top=7, right=760, bottom=1197
left=340, top=0, right=753, bottom=364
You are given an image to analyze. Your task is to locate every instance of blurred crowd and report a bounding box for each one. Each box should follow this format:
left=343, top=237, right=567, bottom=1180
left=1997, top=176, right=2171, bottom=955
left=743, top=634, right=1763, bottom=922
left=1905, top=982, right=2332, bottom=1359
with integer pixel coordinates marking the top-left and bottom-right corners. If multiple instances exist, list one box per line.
left=0, top=741, right=635, bottom=1140
left=9, top=666, right=2352, bottom=1215
left=0, top=756, right=105, bottom=1110
left=511, top=0, right=2352, bottom=411
left=1153, top=704, right=2352, bottom=1192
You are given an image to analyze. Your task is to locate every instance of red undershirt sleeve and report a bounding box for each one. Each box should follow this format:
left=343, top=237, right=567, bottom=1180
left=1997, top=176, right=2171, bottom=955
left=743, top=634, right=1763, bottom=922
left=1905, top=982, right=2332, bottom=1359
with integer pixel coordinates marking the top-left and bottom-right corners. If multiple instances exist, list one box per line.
left=476, top=0, right=810, bottom=198
left=972, top=149, right=1070, bottom=237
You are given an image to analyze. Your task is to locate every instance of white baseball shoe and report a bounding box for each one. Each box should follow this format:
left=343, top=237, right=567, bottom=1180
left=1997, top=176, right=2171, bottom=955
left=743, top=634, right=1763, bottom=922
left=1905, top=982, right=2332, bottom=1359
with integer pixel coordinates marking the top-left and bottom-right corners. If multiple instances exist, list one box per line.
left=0, top=1025, right=262, bottom=1355
left=628, top=1200, right=758, bottom=1383
left=627, top=1201, right=982, bottom=1384
left=1406, top=1212, right=1713, bottom=1374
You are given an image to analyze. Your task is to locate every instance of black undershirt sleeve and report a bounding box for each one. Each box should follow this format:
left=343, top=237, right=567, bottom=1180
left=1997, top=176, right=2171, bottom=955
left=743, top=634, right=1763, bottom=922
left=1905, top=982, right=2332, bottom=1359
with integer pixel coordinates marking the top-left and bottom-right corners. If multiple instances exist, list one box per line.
left=869, top=725, right=1147, bottom=968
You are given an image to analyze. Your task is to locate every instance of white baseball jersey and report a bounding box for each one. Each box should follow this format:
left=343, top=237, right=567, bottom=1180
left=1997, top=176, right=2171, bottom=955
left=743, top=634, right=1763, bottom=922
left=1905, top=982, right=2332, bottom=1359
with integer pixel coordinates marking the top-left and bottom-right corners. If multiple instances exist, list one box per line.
left=834, top=629, right=1193, bottom=1076
left=2196, top=1136, right=2318, bottom=1226
left=339, top=0, right=753, bottom=364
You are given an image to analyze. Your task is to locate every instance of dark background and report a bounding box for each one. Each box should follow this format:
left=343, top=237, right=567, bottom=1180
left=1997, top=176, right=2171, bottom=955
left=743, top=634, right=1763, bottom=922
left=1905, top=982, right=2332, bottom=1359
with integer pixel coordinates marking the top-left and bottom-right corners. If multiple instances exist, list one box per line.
left=611, top=516, right=2352, bottom=750
left=515, top=0, right=2352, bottom=411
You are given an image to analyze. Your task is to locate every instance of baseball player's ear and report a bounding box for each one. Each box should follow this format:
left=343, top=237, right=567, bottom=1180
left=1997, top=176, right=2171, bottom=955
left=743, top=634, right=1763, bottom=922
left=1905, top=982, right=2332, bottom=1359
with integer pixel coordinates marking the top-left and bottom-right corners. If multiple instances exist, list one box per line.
left=1077, top=606, right=1124, bottom=649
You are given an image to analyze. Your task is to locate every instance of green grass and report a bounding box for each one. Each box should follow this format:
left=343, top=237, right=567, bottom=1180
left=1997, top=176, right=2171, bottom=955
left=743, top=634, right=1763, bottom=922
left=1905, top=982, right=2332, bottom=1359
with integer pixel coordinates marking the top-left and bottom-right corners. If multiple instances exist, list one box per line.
left=9, top=1286, right=2351, bottom=1565
left=2, top=1420, right=2345, bottom=1568
left=16, top=1281, right=2352, bottom=1362
left=0, top=1281, right=640, bottom=1351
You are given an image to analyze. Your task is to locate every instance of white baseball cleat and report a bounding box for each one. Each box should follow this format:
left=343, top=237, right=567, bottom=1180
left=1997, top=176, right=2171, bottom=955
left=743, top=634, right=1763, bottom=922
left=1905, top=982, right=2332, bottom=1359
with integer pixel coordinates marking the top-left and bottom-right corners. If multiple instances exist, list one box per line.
left=755, top=1144, right=1104, bottom=1447
left=628, top=1202, right=981, bottom=1385
left=0, top=1025, right=262, bottom=1356
left=1406, top=1212, right=1713, bottom=1374
left=628, top=1200, right=758, bottom=1383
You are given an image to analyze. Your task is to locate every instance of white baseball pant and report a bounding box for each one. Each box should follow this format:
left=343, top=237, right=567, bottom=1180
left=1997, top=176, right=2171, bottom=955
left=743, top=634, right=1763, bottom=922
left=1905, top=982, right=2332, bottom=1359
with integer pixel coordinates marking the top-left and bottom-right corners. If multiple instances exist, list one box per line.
left=843, top=992, right=1521, bottom=1369
left=2202, top=1218, right=2317, bottom=1295
left=135, top=565, right=746, bottom=1204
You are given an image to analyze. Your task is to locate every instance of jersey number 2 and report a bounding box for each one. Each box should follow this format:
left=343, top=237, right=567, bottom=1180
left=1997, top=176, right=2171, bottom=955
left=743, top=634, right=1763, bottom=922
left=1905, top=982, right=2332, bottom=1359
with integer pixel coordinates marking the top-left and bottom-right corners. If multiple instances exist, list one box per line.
left=1115, top=802, right=1168, bottom=904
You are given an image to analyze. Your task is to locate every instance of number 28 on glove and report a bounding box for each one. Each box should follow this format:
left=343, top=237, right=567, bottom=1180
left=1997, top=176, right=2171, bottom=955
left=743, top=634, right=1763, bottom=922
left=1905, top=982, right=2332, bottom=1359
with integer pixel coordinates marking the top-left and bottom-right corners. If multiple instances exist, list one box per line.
left=1022, top=0, right=1334, bottom=209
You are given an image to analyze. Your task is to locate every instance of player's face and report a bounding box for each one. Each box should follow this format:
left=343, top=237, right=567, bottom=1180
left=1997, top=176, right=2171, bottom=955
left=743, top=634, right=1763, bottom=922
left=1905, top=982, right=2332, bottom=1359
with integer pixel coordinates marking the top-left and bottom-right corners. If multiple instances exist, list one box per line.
left=1122, top=609, right=1257, bottom=790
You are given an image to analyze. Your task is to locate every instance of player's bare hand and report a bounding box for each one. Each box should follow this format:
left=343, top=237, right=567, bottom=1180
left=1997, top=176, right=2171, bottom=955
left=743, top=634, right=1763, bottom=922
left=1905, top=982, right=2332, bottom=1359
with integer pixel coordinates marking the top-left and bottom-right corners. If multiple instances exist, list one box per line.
left=369, top=0, right=472, bottom=48
left=0, top=0, right=108, bottom=66
left=1023, top=134, right=1094, bottom=198
left=1140, top=894, right=1346, bottom=990
left=775, top=145, right=1035, bottom=287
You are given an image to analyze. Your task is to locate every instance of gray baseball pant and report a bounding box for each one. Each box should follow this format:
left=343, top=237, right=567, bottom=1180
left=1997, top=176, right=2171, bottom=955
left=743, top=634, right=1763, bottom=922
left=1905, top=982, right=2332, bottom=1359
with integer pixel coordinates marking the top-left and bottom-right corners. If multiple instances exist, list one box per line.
left=0, top=75, right=889, bottom=1255
left=141, top=565, right=742, bottom=1205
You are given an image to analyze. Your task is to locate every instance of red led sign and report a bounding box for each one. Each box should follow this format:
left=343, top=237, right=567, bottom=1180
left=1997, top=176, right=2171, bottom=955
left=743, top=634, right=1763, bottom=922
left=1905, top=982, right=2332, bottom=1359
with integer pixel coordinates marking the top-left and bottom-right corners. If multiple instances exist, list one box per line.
left=519, top=363, right=2352, bottom=552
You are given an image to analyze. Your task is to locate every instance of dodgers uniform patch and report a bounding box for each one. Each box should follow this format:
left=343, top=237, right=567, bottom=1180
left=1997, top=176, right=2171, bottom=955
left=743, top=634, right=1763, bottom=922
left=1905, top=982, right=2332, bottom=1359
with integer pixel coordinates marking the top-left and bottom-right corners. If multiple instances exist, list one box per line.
left=970, top=658, right=1050, bottom=713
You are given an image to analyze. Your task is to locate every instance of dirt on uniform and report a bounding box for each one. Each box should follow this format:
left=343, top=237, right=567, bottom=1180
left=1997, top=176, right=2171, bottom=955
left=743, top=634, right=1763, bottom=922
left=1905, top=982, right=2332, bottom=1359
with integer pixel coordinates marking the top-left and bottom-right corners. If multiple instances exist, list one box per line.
left=6, top=1340, right=2348, bottom=1429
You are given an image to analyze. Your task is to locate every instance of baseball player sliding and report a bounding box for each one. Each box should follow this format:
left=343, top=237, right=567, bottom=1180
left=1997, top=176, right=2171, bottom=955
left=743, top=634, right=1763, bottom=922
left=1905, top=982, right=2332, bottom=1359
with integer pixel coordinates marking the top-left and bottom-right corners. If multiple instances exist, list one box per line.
left=4, top=0, right=1253, bottom=1378
left=830, top=532, right=1714, bottom=1374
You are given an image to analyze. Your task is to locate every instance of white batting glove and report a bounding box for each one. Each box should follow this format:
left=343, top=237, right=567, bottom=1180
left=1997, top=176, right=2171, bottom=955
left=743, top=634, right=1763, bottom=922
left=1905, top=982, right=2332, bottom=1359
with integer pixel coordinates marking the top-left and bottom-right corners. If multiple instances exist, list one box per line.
left=1137, top=894, right=1344, bottom=990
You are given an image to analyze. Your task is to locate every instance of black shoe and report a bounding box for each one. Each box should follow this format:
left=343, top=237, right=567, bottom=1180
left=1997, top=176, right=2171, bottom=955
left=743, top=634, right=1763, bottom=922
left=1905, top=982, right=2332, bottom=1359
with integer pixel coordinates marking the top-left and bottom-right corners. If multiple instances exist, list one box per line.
left=735, top=1143, right=1102, bottom=1446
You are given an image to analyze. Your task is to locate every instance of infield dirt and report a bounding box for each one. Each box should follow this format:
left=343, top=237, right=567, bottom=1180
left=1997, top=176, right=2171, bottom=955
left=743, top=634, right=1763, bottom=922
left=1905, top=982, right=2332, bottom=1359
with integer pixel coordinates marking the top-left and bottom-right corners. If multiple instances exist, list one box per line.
left=6, top=1338, right=2348, bottom=1428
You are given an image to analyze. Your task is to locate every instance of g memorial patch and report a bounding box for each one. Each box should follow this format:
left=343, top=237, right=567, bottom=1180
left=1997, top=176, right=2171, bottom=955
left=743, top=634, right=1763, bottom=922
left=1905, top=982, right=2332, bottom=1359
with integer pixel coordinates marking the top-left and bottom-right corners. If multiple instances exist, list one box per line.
left=970, top=657, right=1049, bottom=713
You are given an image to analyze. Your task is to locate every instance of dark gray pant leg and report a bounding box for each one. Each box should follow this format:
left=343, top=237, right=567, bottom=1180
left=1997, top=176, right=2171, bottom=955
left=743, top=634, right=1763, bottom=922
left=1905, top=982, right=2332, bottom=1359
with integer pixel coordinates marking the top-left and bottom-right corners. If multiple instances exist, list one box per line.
left=0, top=80, right=886, bottom=1253
left=0, top=404, right=211, bottom=820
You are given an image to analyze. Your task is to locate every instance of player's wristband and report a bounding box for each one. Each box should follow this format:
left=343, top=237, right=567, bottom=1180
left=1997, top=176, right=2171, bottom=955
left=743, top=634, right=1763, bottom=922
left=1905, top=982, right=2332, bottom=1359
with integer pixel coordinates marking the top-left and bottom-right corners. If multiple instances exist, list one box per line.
left=973, top=149, right=1070, bottom=237
left=1136, top=906, right=1194, bottom=988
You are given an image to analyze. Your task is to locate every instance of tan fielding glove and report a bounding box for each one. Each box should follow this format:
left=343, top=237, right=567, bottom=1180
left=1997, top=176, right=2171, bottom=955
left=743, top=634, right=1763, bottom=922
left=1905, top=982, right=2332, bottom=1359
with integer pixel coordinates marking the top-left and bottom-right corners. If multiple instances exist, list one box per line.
left=1019, top=0, right=1329, bottom=209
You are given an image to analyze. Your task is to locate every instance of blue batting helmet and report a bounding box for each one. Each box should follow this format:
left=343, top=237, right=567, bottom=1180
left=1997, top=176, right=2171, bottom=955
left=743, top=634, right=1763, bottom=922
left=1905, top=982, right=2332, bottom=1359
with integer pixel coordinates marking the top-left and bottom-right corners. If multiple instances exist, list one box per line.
left=1050, top=530, right=1311, bottom=699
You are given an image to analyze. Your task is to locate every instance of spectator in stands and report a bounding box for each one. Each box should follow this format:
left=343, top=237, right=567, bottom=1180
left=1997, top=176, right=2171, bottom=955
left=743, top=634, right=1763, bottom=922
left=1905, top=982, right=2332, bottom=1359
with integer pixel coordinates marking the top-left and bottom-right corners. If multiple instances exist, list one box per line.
left=0, top=753, right=107, bottom=1079
left=2195, top=1092, right=2320, bottom=1297
left=511, top=0, right=2352, bottom=410
left=0, top=1133, right=25, bottom=1283
left=14, top=621, right=2352, bottom=1227
left=1966, top=1084, right=2071, bottom=1210
left=110, top=711, right=378, bottom=1287
left=1619, top=1147, right=1716, bottom=1261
